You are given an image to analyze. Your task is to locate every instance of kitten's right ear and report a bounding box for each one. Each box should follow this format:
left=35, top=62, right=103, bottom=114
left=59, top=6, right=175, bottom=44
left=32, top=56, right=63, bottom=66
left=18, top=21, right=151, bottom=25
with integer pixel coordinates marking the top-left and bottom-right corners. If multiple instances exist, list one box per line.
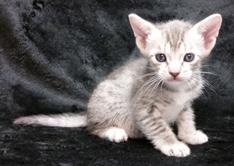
left=190, top=14, right=222, bottom=56
left=128, top=14, right=160, bottom=54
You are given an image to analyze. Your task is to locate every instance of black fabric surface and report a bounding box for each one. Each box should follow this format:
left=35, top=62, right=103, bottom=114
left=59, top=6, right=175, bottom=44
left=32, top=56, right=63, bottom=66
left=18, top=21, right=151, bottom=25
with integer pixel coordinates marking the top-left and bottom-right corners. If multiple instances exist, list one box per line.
left=0, top=0, right=234, bottom=165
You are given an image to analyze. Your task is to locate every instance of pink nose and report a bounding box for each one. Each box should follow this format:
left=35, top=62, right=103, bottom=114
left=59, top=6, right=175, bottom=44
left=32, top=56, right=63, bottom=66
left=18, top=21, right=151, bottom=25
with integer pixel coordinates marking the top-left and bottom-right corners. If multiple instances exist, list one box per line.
left=169, top=72, right=180, bottom=78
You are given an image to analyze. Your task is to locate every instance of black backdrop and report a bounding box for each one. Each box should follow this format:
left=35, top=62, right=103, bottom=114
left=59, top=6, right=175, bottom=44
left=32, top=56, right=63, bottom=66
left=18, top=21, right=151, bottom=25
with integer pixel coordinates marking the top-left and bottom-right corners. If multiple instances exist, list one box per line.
left=0, top=0, right=234, bottom=165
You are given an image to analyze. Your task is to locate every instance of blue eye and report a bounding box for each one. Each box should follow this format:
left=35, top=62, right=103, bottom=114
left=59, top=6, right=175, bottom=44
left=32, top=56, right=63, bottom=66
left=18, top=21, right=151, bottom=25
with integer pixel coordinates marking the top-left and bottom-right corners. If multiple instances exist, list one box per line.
left=156, top=54, right=166, bottom=62
left=184, top=53, right=195, bottom=62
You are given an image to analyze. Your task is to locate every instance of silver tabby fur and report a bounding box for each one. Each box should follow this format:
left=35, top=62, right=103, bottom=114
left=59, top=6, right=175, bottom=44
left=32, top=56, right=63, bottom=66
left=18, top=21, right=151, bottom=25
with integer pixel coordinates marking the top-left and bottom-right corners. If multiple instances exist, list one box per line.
left=14, top=13, right=222, bottom=157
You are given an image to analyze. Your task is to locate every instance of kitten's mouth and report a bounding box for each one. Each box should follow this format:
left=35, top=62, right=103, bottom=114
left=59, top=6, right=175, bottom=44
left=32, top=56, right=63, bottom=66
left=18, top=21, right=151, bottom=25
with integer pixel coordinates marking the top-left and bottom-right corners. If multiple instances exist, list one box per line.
left=168, top=77, right=182, bottom=82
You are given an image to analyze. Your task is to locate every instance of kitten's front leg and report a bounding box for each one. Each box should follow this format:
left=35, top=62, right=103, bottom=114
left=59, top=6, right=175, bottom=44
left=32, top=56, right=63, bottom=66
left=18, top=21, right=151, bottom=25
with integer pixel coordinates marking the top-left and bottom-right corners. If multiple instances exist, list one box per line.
left=177, top=106, right=208, bottom=145
left=136, top=105, right=190, bottom=157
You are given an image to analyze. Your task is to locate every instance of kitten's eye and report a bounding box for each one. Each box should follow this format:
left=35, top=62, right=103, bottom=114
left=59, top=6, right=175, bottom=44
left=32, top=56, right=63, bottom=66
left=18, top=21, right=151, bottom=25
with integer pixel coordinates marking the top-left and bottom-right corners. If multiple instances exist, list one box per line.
left=184, top=53, right=195, bottom=62
left=155, top=54, right=166, bottom=62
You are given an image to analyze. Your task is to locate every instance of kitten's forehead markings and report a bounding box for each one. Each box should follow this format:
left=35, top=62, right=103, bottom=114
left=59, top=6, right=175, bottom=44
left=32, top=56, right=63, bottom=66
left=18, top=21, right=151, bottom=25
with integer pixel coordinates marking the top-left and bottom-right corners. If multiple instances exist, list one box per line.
left=179, top=42, right=186, bottom=54
left=164, top=25, right=187, bottom=53
left=179, top=42, right=186, bottom=61
left=165, top=43, right=171, bottom=55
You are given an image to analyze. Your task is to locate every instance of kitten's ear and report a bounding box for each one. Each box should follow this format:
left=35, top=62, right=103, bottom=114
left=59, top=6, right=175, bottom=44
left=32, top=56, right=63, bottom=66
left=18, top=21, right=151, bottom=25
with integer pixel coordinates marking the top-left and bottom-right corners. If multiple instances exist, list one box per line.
left=128, top=14, right=160, bottom=54
left=190, top=14, right=222, bottom=54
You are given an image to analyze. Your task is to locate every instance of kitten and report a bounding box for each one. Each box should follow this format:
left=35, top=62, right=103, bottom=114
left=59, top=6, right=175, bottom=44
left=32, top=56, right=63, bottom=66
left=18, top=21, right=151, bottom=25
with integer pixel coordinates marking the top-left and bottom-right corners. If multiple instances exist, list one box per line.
left=14, top=13, right=222, bottom=157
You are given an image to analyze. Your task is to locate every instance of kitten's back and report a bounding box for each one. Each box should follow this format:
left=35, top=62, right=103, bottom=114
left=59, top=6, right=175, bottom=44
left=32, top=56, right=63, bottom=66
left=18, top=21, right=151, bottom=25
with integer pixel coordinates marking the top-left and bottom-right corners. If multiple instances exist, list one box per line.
left=86, top=57, right=148, bottom=137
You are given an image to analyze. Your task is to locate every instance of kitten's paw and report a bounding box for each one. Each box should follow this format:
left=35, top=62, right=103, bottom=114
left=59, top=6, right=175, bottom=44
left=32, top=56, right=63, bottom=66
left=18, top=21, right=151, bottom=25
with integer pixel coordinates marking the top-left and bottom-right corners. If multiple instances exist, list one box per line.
left=102, top=127, right=128, bottom=143
left=178, top=130, right=208, bottom=145
left=160, top=141, right=190, bottom=157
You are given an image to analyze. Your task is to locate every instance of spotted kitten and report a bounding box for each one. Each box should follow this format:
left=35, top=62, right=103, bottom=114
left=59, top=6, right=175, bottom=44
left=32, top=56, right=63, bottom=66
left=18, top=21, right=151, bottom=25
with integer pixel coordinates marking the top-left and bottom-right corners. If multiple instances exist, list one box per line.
left=14, top=13, right=222, bottom=157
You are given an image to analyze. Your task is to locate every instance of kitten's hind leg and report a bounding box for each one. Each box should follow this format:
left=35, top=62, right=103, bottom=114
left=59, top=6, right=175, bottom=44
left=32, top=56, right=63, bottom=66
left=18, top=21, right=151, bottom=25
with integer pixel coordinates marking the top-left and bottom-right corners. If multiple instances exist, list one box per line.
left=96, top=127, right=128, bottom=143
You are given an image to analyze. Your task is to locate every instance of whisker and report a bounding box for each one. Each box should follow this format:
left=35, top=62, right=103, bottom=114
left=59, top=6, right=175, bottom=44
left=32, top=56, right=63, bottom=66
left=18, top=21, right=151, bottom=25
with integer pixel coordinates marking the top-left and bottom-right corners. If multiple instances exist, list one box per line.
left=200, top=81, right=211, bottom=100
left=135, top=72, right=157, bottom=80
left=201, top=64, right=213, bottom=68
left=143, top=77, right=162, bottom=95
left=147, top=66, right=160, bottom=70
left=160, top=78, right=165, bottom=96
left=200, top=84, right=210, bottom=99
left=189, top=77, right=208, bottom=99
left=149, top=77, right=163, bottom=97
left=186, top=80, right=192, bottom=90
left=192, top=76, right=216, bottom=94
left=203, top=78, right=216, bottom=94
left=135, top=76, right=160, bottom=97
left=200, top=71, right=219, bottom=76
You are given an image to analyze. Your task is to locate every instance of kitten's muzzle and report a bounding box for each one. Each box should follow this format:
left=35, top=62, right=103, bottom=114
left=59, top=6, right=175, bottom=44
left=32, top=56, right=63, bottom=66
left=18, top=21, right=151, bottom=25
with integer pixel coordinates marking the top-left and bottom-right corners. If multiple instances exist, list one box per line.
left=169, top=72, right=180, bottom=78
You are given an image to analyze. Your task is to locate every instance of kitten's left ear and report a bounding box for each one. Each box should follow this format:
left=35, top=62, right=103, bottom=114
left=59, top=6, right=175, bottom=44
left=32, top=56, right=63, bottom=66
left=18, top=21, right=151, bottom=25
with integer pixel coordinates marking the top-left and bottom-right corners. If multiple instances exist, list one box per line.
left=190, top=14, right=222, bottom=54
left=128, top=14, right=160, bottom=55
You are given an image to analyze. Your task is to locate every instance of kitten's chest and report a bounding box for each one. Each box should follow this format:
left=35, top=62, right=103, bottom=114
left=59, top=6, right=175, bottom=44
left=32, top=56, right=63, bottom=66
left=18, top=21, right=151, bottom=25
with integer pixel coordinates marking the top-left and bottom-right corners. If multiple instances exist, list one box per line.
left=170, top=91, right=194, bottom=105
left=156, top=91, right=195, bottom=123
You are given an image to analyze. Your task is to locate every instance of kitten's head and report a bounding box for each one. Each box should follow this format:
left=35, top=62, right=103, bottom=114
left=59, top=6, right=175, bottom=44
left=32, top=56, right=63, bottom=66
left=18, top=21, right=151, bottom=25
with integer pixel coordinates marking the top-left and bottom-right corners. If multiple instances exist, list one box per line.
left=129, top=14, right=222, bottom=87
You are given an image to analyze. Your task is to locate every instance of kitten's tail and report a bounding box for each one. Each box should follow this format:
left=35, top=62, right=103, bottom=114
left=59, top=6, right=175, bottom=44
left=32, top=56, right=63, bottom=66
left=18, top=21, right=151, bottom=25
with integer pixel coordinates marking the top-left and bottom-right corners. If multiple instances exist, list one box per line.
left=13, top=112, right=87, bottom=128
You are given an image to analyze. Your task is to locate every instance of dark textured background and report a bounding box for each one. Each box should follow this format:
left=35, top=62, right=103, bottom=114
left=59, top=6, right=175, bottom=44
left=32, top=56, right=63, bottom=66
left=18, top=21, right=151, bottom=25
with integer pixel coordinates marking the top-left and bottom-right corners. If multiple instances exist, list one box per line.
left=0, top=0, right=234, bottom=165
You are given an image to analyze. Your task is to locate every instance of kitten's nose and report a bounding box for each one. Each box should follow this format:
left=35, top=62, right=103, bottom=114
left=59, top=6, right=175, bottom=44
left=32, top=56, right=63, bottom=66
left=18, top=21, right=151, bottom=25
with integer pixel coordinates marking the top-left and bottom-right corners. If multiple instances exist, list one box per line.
left=169, top=72, right=180, bottom=78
